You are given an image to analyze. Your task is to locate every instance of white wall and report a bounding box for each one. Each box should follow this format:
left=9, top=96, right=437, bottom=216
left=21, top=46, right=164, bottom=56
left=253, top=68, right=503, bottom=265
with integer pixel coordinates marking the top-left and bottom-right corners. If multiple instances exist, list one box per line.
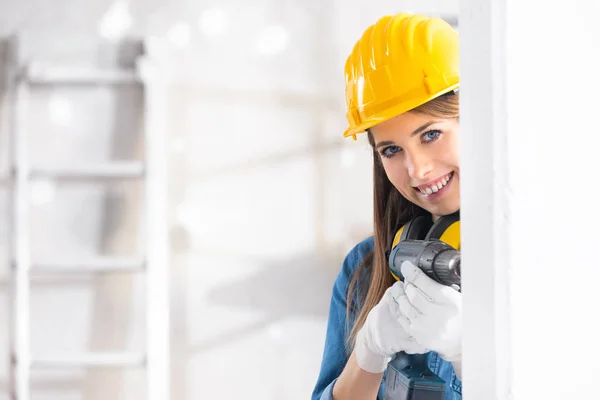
left=461, top=0, right=600, bottom=398
left=0, top=1, right=458, bottom=399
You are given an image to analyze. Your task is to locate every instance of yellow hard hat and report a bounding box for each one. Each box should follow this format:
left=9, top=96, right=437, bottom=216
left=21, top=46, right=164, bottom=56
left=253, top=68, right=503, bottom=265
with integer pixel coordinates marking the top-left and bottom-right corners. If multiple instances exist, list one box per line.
left=343, top=13, right=459, bottom=140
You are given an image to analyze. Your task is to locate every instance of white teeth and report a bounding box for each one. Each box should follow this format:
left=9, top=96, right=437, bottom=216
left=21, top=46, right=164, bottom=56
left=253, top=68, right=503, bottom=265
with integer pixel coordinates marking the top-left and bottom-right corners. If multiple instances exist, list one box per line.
left=419, top=172, right=453, bottom=196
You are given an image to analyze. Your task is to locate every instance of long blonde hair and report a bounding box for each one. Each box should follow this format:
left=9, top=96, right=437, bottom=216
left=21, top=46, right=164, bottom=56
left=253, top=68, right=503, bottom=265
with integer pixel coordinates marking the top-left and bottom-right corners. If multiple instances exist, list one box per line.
left=345, top=92, right=460, bottom=349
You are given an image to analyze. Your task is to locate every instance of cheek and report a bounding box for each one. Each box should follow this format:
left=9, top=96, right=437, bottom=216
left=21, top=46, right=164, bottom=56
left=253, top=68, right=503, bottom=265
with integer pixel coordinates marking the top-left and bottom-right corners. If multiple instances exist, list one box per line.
left=382, top=161, right=411, bottom=190
left=445, top=134, right=460, bottom=167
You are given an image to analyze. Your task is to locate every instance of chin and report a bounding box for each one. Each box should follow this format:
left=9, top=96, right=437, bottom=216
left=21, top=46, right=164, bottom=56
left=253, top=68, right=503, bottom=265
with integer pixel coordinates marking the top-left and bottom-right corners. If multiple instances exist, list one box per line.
left=419, top=192, right=460, bottom=218
left=432, top=205, right=460, bottom=217
left=419, top=200, right=460, bottom=218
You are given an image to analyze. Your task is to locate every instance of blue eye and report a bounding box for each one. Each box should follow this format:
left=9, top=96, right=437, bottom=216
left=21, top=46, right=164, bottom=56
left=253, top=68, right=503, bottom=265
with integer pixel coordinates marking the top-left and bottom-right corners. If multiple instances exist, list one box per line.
left=380, top=145, right=401, bottom=159
left=422, top=130, right=442, bottom=142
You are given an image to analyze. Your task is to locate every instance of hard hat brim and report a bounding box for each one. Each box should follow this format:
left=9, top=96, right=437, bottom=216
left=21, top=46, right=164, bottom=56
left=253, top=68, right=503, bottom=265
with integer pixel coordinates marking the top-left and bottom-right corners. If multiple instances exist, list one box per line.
left=343, top=84, right=459, bottom=140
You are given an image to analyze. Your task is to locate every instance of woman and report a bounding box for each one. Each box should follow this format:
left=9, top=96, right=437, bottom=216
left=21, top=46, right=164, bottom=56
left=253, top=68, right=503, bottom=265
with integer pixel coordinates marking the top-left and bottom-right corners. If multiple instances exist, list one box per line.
left=312, top=12, right=462, bottom=400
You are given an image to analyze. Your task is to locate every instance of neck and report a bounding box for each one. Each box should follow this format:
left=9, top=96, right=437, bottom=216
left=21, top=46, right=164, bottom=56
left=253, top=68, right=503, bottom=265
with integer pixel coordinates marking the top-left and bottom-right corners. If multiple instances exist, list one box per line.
left=432, top=210, right=460, bottom=223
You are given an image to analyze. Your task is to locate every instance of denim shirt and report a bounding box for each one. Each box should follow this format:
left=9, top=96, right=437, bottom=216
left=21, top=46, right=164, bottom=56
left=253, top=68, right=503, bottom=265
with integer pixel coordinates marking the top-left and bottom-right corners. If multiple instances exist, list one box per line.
left=311, top=236, right=462, bottom=400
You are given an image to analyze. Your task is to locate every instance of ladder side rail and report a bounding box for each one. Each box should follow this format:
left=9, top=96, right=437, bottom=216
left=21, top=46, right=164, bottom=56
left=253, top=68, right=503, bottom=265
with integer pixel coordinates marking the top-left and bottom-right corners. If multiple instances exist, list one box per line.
left=139, top=56, right=170, bottom=400
left=12, top=70, right=32, bottom=400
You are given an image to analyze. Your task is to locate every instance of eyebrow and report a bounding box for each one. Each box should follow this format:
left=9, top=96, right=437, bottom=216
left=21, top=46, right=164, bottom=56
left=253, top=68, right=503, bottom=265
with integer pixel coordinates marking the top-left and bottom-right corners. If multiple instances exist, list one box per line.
left=374, top=121, right=439, bottom=149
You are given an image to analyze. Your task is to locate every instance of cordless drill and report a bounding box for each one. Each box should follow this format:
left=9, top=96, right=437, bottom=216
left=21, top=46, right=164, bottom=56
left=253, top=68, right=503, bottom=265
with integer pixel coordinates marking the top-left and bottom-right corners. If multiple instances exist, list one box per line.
left=389, top=239, right=461, bottom=288
left=384, top=213, right=461, bottom=400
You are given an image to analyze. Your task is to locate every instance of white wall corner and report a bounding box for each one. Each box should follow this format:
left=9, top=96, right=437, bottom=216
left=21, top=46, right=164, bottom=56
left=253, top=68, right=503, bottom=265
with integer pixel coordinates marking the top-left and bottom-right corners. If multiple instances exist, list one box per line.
left=460, top=0, right=511, bottom=398
left=461, top=0, right=600, bottom=399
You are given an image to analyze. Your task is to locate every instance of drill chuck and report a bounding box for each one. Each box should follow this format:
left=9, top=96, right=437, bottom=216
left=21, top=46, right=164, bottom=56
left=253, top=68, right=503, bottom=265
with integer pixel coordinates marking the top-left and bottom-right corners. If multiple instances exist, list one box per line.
left=388, top=239, right=461, bottom=287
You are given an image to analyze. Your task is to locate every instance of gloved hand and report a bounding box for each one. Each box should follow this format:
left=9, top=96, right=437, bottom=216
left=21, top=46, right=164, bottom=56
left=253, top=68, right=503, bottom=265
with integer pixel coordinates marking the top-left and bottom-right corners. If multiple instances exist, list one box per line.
left=397, top=261, right=462, bottom=362
left=354, top=280, right=429, bottom=373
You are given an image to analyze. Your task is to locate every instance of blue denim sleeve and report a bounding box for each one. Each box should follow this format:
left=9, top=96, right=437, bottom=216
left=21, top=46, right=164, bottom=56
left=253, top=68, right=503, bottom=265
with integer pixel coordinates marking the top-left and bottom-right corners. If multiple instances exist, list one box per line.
left=311, top=237, right=374, bottom=400
left=316, top=379, right=338, bottom=400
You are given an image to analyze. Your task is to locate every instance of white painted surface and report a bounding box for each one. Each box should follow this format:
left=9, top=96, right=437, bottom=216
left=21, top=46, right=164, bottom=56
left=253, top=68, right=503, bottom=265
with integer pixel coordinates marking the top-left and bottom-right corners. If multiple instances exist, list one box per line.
left=461, top=0, right=600, bottom=398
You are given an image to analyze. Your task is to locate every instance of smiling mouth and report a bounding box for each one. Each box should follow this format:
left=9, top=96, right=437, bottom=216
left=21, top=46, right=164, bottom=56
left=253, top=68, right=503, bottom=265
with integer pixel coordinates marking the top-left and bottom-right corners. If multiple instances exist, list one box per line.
left=413, top=172, right=455, bottom=197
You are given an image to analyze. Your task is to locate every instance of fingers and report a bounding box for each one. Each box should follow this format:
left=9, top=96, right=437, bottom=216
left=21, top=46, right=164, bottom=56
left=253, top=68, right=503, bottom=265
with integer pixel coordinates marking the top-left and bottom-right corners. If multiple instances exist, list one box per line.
left=400, top=261, right=437, bottom=300
left=391, top=265, right=455, bottom=338
left=404, top=281, right=437, bottom=315
left=389, top=289, right=438, bottom=341
left=387, top=281, right=422, bottom=326
left=400, top=261, right=461, bottom=305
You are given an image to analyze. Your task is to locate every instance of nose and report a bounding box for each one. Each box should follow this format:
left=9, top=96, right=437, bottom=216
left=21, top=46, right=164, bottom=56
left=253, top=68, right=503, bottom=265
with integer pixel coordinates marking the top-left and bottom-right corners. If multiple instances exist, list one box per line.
left=404, top=150, right=433, bottom=180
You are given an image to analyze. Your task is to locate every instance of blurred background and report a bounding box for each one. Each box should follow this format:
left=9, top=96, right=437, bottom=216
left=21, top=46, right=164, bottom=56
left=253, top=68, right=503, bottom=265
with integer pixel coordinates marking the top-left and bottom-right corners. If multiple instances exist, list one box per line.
left=0, top=0, right=457, bottom=399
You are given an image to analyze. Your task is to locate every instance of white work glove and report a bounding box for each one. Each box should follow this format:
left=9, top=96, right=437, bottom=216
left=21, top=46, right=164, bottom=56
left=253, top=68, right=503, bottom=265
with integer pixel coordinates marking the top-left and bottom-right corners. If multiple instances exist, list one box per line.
left=354, top=281, right=429, bottom=373
left=396, top=261, right=462, bottom=362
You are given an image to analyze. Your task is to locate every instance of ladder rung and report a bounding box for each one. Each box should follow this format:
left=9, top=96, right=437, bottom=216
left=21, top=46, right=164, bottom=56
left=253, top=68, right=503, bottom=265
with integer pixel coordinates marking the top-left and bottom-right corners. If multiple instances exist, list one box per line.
left=31, top=352, right=146, bottom=369
left=30, top=257, right=146, bottom=274
left=29, top=162, right=145, bottom=181
left=22, top=64, right=140, bottom=85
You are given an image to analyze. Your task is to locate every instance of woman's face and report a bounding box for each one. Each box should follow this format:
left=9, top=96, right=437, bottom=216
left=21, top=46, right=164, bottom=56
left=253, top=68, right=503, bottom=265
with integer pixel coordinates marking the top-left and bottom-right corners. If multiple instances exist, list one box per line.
left=370, top=111, right=460, bottom=219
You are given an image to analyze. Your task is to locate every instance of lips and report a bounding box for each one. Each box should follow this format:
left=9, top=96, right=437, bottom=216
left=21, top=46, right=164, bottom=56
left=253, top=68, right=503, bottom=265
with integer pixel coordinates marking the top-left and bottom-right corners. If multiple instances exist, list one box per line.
left=414, top=172, right=454, bottom=196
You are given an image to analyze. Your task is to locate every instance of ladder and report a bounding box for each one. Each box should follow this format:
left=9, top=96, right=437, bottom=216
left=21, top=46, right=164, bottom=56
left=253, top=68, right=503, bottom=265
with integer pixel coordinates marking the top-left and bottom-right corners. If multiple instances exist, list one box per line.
left=2, top=37, right=170, bottom=399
